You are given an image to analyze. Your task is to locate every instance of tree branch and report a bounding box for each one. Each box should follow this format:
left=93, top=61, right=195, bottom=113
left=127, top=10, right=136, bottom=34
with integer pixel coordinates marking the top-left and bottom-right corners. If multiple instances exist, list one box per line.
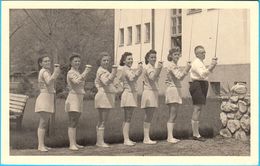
left=10, top=19, right=26, bottom=39
left=42, top=10, right=52, bottom=35
left=23, top=9, right=59, bottom=63
left=23, top=9, right=51, bottom=40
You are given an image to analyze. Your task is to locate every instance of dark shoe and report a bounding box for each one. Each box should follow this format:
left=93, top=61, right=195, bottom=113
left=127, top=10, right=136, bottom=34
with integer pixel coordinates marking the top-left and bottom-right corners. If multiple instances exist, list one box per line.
left=192, top=136, right=206, bottom=142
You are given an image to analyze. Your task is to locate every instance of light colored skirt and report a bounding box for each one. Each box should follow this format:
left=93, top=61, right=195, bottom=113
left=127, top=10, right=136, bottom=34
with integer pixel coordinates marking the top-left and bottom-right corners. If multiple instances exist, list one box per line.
left=95, top=91, right=115, bottom=109
left=65, top=93, right=84, bottom=112
left=141, top=89, right=158, bottom=108
left=165, top=86, right=182, bottom=104
left=35, top=93, right=54, bottom=113
left=121, top=90, right=138, bottom=107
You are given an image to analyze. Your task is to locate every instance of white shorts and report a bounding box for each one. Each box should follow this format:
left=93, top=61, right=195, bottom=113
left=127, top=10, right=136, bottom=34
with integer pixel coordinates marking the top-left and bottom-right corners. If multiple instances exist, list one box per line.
left=121, top=90, right=138, bottom=107
left=141, top=89, right=158, bottom=108
left=35, top=93, right=54, bottom=113
left=95, top=91, right=115, bottom=109
left=65, top=93, right=84, bottom=112
left=165, top=86, right=182, bottom=104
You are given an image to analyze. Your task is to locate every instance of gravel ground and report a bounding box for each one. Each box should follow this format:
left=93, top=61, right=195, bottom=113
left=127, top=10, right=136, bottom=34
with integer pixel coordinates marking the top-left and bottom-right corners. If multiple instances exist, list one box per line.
left=10, top=136, right=250, bottom=156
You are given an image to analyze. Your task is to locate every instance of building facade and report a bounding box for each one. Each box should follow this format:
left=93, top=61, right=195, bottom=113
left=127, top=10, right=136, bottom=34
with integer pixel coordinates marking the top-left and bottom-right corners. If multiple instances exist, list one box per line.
left=114, top=9, right=250, bottom=97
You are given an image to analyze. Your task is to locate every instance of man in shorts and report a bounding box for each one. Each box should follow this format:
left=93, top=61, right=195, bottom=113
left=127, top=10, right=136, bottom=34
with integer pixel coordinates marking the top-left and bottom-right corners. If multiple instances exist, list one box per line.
left=189, top=45, right=218, bottom=141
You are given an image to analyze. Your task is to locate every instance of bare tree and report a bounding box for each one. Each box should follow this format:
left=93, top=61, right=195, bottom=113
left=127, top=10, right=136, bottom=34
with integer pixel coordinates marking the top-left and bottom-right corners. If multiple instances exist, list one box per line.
left=10, top=9, right=114, bottom=80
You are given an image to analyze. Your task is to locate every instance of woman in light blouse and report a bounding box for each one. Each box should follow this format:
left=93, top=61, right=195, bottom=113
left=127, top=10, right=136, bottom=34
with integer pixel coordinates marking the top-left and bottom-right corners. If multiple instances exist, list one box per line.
left=165, top=47, right=191, bottom=143
left=65, top=53, right=92, bottom=151
left=141, top=49, right=163, bottom=144
left=119, top=52, right=143, bottom=146
left=35, top=54, right=60, bottom=152
left=94, top=52, right=117, bottom=147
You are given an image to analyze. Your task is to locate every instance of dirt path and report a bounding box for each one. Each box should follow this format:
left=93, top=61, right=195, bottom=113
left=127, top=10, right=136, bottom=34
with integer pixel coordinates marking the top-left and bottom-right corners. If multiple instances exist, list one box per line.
left=10, top=137, right=249, bottom=156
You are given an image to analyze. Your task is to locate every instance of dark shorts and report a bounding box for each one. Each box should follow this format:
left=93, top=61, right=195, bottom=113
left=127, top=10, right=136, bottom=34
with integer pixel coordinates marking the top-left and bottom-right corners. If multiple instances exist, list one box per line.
left=189, top=80, right=209, bottom=105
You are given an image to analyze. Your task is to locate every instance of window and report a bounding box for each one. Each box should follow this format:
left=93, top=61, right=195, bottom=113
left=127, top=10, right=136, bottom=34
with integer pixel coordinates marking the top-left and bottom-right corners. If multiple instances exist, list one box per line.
left=119, top=28, right=124, bottom=46
left=172, top=17, right=176, bottom=26
left=172, top=9, right=177, bottom=15
left=171, top=9, right=182, bottom=50
left=145, top=23, right=150, bottom=43
left=136, top=24, right=141, bottom=44
left=172, top=9, right=181, bottom=15
left=171, top=13, right=181, bottom=36
left=210, top=82, right=220, bottom=96
left=127, top=26, right=132, bottom=45
left=171, top=36, right=181, bottom=50
left=178, top=16, right=182, bottom=24
left=187, top=9, right=202, bottom=15
left=207, top=8, right=216, bottom=11
left=178, top=17, right=182, bottom=33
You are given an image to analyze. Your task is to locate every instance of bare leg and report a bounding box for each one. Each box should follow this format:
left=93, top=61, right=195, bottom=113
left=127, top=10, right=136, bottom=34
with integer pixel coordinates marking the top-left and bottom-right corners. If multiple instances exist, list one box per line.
left=123, top=107, right=135, bottom=146
left=96, top=108, right=110, bottom=147
left=167, top=103, right=180, bottom=143
left=191, top=104, right=206, bottom=141
left=143, top=108, right=157, bottom=144
left=37, top=112, right=51, bottom=152
left=68, top=112, right=82, bottom=150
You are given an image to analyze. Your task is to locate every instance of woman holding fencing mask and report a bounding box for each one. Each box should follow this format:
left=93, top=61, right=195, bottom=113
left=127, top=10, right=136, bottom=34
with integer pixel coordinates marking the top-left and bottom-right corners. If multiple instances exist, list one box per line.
left=94, top=52, right=118, bottom=148
left=65, top=53, right=92, bottom=151
left=119, top=52, right=143, bottom=146
left=165, top=47, right=191, bottom=143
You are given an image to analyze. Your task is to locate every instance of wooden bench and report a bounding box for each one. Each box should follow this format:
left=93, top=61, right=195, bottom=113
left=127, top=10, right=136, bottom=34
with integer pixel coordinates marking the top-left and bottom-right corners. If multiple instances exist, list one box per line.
left=10, top=93, right=29, bottom=130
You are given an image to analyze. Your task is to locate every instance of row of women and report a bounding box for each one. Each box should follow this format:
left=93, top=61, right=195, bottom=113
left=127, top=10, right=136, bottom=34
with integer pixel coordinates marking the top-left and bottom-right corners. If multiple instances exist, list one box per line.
left=35, top=45, right=218, bottom=151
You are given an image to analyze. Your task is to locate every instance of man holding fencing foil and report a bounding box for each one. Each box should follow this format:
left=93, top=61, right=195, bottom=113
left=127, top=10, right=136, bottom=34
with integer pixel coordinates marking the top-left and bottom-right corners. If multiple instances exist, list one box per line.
left=189, top=45, right=218, bottom=141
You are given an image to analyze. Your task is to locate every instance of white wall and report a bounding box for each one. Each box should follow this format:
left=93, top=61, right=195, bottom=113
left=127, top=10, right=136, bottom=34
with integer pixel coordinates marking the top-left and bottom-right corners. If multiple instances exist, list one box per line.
left=181, top=9, right=250, bottom=66
left=114, top=9, right=152, bottom=68
left=115, top=9, right=250, bottom=66
left=154, top=9, right=172, bottom=64
left=115, top=9, right=251, bottom=97
left=114, top=9, right=175, bottom=68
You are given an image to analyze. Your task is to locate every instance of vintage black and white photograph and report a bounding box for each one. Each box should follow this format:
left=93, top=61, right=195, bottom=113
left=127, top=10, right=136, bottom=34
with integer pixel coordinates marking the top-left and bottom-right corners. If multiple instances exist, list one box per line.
left=3, top=1, right=258, bottom=165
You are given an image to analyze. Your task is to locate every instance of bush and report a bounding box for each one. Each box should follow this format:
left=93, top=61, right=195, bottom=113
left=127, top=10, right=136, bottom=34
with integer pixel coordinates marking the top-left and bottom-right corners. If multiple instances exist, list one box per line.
left=11, top=76, right=34, bottom=97
left=55, top=65, right=97, bottom=100
left=84, top=82, right=97, bottom=100
left=55, top=65, right=69, bottom=95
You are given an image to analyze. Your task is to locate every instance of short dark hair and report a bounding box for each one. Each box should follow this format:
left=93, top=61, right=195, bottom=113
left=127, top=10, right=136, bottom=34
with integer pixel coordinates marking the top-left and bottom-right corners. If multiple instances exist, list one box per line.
left=69, top=52, right=81, bottom=62
left=194, top=45, right=204, bottom=55
left=167, top=47, right=180, bottom=61
left=119, top=52, right=132, bottom=66
left=97, top=52, right=111, bottom=66
left=68, top=52, right=81, bottom=70
left=37, top=53, right=50, bottom=70
left=145, top=49, right=157, bottom=64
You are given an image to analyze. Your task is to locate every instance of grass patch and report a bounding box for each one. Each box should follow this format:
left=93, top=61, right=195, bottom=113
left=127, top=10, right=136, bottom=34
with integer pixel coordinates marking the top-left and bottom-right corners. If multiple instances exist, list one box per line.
left=10, top=97, right=222, bottom=149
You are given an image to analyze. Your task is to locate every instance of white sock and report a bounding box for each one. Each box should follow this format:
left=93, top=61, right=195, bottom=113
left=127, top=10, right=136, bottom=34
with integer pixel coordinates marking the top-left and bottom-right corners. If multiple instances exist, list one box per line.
left=68, top=127, right=78, bottom=150
left=143, top=122, right=151, bottom=141
left=191, top=120, right=200, bottom=137
left=123, top=122, right=130, bottom=141
left=167, top=122, right=174, bottom=140
left=37, top=128, right=47, bottom=151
